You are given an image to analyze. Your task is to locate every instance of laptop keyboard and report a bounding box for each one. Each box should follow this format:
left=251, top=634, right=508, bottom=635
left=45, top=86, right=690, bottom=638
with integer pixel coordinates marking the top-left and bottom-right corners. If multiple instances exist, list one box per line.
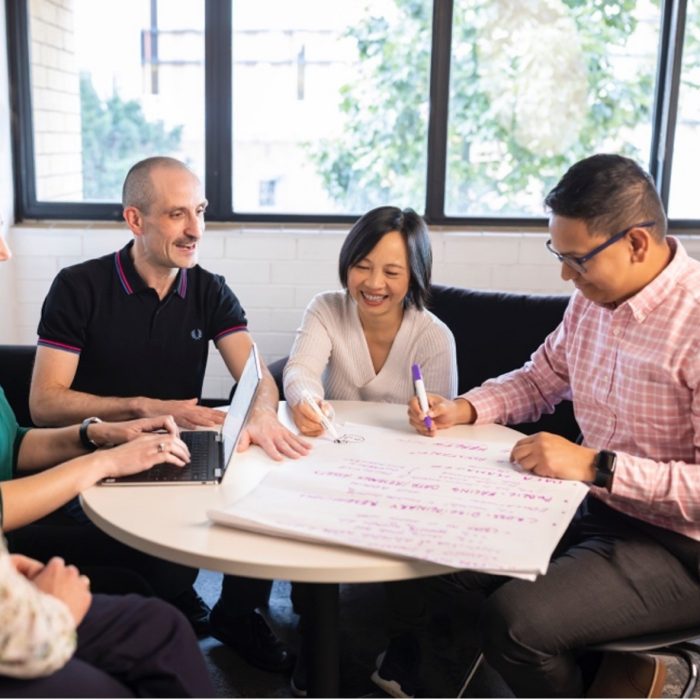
left=143, top=431, right=220, bottom=482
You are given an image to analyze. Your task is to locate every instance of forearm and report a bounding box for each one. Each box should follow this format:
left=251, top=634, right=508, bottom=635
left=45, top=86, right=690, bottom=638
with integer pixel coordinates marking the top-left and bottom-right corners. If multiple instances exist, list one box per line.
left=252, top=371, right=281, bottom=416
left=283, top=305, right=332, bottom=406
left=463, top=360, right=570, bottom=426
left=1, top=456, right=106, bottom=531
left=283, top=359, right=326, bottom=406
left=30, top=387, right=143, bottom=426
left=16, top=426, right=87, bottom=471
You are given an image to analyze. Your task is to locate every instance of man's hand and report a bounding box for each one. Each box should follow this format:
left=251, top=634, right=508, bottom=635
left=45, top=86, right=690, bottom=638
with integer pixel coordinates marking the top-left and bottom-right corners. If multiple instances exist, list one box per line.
left=407, top=395, right=476, bottom=435
left=137, top=398, right=225, bottom=429
left=32, top=557, right=92, bottom=626
left=510, top=432, right=597, bottom=482
left=10, top=554, right=45, bottom=580
left=92, top=415, right=180, bottom=447
left=238, top=406, right=312, bottom=461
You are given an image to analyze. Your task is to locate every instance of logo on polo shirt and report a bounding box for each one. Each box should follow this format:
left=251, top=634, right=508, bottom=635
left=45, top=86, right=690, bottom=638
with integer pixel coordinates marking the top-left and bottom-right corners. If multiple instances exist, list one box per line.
left=191, top=329, right=203, bottom=340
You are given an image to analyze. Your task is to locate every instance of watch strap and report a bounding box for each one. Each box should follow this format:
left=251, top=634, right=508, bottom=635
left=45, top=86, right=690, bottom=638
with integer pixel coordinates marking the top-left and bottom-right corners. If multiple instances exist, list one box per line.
left=79, top=417, right=102, bottom=451
left=593, top=449, right=617, bottom=491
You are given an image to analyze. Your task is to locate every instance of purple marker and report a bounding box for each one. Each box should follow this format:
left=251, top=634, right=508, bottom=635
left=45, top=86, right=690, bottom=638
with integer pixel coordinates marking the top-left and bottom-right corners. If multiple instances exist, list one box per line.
left=412, top=363, right=433, bottom=429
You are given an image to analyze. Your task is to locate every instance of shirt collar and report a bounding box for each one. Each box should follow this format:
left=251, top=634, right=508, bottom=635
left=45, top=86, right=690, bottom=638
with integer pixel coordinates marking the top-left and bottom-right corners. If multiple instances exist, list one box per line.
left=624, top=236, right=687, bottom=322
left=113, top=240, right=188, bottom=299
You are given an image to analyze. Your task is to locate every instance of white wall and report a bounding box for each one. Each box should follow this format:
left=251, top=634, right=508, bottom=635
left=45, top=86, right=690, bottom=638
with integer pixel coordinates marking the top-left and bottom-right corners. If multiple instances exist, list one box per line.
left=9, top=221, right=700, bottom=399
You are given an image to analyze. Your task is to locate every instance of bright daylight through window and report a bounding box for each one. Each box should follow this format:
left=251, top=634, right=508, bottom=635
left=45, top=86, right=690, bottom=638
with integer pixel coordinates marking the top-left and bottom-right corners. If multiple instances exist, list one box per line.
left=12, top=0, right=700, bottom=223
left=668, top=0, right=700, bottom=219
left=231, top=0, right=431, bottom=214
left=27, top=0, right=204, bottom=203
left=445, top=0, right=659, bottom=217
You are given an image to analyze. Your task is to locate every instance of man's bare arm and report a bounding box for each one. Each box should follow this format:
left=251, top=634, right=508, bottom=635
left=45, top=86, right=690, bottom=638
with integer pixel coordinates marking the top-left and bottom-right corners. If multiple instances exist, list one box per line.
left=30, top=346, right=137, bottom=425
left=29, top=346, right=224, bottom=428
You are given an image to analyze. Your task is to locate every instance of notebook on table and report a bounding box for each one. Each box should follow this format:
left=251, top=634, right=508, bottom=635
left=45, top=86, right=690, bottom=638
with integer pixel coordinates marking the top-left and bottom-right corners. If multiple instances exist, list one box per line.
left=101, top=343, right=263, bottom=485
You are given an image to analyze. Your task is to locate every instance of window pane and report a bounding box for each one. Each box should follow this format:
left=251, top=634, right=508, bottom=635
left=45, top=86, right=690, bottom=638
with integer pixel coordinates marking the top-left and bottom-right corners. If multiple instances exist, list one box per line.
left=668, top=0, right=700, bottom=219
left=445, top=0, right=660, bottom=218
left=231, top=0, right=432, bottom=215
left=28, top=0, right=204, bottom=203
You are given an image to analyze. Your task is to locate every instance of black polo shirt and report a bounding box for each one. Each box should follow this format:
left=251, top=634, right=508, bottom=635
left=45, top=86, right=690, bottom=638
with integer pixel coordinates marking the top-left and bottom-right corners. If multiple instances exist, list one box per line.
left=37, top=241, right=248, bottom=400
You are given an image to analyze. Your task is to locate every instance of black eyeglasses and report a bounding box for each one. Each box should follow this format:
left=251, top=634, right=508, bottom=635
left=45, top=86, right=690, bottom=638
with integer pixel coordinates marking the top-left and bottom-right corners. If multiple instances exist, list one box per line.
left=545, top=221, right=656, bottom=274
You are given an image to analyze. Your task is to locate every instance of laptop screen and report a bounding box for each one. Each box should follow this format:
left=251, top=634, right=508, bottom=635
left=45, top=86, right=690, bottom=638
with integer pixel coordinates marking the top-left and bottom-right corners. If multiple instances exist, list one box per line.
left=221, top=343, right=263, bottom=466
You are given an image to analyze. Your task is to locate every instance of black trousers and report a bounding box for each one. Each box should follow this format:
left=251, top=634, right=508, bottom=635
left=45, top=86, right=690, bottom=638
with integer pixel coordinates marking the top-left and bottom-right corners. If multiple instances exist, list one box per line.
left=386, top=497, right=700, bottom=698
left=0, top=594, right=215, bottom=698
left=220, top=573, right=273, bottom=615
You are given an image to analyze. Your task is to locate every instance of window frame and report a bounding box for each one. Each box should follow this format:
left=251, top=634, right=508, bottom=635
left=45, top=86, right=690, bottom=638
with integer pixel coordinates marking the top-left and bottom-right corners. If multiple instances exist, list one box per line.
left=5, top=0, right=696, bottom=229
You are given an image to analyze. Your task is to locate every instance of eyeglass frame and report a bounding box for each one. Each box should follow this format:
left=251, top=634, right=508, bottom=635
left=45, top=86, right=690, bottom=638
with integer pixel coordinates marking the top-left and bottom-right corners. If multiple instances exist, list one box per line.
left=545, top=220, right=656, bottom=274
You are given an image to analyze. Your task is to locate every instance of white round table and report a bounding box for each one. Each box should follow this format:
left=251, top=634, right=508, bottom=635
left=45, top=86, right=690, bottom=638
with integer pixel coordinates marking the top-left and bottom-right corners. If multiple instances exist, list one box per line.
left=81, top=400, right=522, bottom=696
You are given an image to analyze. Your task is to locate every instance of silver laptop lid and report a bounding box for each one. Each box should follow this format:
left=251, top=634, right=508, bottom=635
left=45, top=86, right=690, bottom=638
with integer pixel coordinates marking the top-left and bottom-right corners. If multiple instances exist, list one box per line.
left=221, top=343, right=263, bottom=467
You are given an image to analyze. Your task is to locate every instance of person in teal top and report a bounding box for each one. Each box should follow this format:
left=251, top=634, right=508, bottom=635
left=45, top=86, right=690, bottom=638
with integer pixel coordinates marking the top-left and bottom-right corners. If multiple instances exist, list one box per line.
left=0, top=384, right=187, bottom=530
left=0, top=388, right=29, bottom=481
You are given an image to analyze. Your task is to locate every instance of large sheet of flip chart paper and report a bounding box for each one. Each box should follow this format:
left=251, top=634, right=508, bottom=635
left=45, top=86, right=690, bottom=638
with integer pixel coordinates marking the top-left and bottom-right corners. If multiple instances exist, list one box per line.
left=208, top=422, right=588, bottom=580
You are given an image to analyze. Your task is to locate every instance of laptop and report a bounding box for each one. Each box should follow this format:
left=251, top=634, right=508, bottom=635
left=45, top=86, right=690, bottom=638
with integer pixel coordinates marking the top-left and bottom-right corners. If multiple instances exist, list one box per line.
left=102, top=344, right=263, bottom=485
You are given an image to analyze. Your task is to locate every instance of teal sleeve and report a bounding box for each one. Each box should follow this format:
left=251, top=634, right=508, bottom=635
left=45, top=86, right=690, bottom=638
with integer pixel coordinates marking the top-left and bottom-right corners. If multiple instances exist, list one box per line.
left=0, top=387, right=29, bottom=482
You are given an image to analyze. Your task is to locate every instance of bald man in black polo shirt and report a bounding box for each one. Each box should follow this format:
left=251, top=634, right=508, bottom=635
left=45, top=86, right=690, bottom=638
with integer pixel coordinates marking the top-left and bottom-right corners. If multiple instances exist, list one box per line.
left=26, top=156, right=311, bottom=674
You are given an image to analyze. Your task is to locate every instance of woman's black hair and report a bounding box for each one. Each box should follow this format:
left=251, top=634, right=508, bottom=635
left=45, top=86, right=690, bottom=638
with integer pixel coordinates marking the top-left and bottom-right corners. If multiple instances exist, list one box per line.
left=338, top=206, right=432, bottom=309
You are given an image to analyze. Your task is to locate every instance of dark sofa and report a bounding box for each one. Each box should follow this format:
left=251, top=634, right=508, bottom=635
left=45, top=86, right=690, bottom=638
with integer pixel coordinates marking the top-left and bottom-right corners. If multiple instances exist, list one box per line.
left=1, top=284, right=579, bottom=440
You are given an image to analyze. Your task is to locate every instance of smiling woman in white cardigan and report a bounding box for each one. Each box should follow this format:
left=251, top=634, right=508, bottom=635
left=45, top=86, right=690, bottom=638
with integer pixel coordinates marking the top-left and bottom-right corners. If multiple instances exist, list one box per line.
left=284, top=205, right=458, bottom=437
left=282, top=206, right=457, bottom=696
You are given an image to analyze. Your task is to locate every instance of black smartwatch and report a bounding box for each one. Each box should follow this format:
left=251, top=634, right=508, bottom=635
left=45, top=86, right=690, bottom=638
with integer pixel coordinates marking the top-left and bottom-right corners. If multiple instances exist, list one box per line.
left=593, top=449, right=617, bottom=491
left=79, top=417, right=102, bottom=451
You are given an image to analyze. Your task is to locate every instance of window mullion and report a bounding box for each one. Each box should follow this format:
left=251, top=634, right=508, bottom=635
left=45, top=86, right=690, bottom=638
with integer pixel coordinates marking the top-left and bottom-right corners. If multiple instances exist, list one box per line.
left=650, top=0, right=687, bottom=208
left=425, top=0, right=453, bottom=224
left=204, top=0, right=232, bottom=220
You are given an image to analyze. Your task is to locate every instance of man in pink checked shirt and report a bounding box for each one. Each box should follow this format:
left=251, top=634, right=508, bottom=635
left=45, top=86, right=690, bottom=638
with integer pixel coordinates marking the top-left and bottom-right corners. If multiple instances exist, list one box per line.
left=372, top=155, right=700, bottom=699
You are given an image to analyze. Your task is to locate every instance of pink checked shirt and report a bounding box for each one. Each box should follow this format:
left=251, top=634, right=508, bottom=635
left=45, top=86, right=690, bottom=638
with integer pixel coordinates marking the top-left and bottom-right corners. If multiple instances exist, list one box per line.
left=464, top=237, right=700, bottom=541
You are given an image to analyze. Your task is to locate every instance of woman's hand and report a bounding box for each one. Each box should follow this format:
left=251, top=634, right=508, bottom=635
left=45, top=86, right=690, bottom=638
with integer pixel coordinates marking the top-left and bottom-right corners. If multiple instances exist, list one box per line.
left=10, top=554, right=45, bottom=580
left=90, top=415, right=180, bottom=447
left=291, top=398, right=335, bottom=437
left=91, top=433, right=191, bottom=479
left=32, top=557, right=92, bottom=626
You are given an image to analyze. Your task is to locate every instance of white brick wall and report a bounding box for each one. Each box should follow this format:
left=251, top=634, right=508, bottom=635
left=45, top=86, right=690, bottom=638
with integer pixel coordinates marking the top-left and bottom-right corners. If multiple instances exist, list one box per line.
left=6, top=222, right=700, bottom=400
left=29, top=0, right=82, bottom=202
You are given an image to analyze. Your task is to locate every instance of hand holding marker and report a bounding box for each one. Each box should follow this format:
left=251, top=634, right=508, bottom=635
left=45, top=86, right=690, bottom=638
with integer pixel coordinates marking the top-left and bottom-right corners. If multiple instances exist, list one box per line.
left=301, top=389, right=341, bottom=442
left=412, top=363, right=433, bottom=430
